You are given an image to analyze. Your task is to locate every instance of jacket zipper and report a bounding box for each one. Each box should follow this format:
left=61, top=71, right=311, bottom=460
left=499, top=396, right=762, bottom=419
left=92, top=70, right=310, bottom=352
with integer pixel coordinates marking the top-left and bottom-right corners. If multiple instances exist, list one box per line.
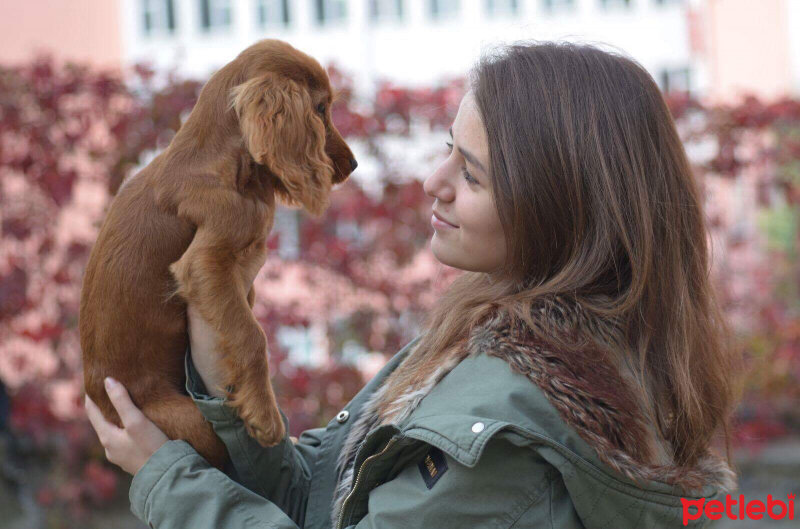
left=336, top=437, right=399, bottom=529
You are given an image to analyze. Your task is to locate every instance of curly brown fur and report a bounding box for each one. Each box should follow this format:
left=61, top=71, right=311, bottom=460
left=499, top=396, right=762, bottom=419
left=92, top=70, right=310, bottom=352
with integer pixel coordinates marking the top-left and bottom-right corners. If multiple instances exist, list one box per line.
left=473, top=304, right=736, bottom=494
left=80, top=39, right=356, bottom=469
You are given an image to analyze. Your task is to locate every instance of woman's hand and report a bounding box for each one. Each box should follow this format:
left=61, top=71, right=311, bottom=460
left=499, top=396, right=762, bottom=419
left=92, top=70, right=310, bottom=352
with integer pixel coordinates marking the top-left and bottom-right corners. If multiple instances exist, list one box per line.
left=84, top=377, right=169, bottom=476
left=187, top=303, right=230, bottom=398
left=187, top=248, right=266, bottom=398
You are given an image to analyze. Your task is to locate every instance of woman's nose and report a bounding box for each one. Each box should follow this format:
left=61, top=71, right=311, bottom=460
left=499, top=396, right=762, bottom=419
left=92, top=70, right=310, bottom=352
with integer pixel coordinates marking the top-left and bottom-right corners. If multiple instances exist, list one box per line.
left=424, top=164, right=455, bottom=202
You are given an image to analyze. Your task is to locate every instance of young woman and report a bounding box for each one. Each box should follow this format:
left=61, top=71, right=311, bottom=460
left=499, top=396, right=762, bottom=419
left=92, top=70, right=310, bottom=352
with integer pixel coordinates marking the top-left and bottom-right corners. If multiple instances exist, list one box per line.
left=86, top=42, right=743, bottom=528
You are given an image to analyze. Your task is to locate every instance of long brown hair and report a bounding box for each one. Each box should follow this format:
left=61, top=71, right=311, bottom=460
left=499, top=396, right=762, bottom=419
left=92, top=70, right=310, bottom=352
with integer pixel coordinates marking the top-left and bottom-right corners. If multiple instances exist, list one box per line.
left=392, top=42, right=743, bottom=470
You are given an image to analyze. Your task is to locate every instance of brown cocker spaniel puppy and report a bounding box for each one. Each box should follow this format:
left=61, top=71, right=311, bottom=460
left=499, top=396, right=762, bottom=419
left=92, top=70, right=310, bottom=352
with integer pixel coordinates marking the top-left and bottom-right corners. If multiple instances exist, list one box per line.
left=79, top=39, right=356, bottom=470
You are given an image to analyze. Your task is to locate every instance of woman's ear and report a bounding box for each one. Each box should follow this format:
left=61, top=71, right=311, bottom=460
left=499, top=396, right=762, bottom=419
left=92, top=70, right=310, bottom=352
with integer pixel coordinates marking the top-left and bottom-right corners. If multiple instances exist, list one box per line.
left=229, top=72, right=333, bottom=216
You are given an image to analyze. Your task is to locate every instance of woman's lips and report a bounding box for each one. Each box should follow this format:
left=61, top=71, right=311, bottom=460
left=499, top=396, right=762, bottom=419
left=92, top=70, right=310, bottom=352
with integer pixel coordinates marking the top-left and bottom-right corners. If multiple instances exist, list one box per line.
left=431, top=213, right=459, bottom=229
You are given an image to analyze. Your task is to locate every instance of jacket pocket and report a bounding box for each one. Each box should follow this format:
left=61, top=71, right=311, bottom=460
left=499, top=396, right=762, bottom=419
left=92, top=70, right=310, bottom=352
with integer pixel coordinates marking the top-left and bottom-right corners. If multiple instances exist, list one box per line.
left=343, top=432, right=556, bottom=529
left=402, top=414, right=521, bottom=467
left=336, top=417, right=558, bottom=529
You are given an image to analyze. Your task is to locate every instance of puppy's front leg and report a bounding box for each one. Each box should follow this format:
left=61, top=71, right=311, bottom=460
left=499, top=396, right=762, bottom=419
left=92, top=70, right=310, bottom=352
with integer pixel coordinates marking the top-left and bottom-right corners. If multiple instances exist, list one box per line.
left=169, top=187, right=284, bottom=447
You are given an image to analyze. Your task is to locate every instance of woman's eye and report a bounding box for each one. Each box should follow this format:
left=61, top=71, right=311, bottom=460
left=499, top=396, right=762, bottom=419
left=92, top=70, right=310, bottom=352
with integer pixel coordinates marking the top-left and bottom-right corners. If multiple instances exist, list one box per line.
left=446, top=142, right=477, bottom=185
left=462, top=168, right=478, bottom=185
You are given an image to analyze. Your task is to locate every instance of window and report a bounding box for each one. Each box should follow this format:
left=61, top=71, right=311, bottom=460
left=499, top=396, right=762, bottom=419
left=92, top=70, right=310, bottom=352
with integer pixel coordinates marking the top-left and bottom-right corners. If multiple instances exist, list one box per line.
left=659, top=67, right=691, bottom=94
left=273, top=209, right=299, bottom=259
left=315, top=0, right=347, bottom=25
left=542, top=0, right=575, bottom=12
left=334, top=219, right=363, bottom=245
left=141, top=0, right=176, bottom=35
left=256, top=0, right=290, bottom=27
left=277, top=325, right=326, bottom=367
left=599, top=0, right=632, bottom=9
left=429, top=0, right=460, bottom=20
left=370, top=0, right=404, bottom=22
left=199, top=0, right=232, bottom=31
left=486, top=0, right=518, bottom=16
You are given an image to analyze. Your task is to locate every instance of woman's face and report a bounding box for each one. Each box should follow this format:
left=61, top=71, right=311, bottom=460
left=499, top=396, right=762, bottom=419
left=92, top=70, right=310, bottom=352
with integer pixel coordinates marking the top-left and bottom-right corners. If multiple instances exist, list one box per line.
left=423, top=91, right=507, bottom=275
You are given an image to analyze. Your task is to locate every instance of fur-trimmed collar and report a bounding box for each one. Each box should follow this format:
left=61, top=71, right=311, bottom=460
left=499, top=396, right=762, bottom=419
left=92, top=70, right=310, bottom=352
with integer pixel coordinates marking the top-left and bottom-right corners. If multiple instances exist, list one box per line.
left=330, top=295, right=737, bottom=527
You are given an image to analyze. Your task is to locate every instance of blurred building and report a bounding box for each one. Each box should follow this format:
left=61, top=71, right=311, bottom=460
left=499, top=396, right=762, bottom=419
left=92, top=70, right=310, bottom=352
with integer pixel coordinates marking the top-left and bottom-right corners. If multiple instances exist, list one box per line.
left=704, top=0, right=800, bottom=102
left=3, top=0, right=798, bottom=368
left=119, top=0, right=694, bottom=94
left=0, top=0, right=123, bottom=70
left=2, top=1, right=798, bottom=106
left=114, top=0, right=800, bottom=101
left=1, top=1, right=798, bottom=102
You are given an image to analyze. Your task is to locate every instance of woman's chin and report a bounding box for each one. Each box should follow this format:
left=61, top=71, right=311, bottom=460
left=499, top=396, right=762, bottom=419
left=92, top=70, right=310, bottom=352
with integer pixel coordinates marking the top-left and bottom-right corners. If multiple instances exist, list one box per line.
left=430, top=241, right=454, bottom=267
left=430, top=243, right=467, bottom=271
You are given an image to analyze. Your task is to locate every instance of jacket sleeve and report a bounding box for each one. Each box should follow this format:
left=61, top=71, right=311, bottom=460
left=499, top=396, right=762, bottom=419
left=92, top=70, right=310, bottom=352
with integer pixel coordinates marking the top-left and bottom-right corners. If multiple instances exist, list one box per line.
left=180, top=348, right=325, bottom=520
left=129, top=439, right=303, bottom=529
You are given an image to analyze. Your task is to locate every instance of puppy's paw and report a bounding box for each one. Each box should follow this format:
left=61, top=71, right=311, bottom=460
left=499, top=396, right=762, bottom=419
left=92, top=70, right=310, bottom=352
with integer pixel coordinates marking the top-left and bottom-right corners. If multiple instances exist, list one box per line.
left=240, top=403, right=286, bottom=447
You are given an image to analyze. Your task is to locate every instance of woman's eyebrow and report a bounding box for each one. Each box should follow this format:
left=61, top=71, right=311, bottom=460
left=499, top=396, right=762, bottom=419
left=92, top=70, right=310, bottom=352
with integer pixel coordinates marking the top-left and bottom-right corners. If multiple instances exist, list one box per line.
left=449, top=127, right=487, bottom=174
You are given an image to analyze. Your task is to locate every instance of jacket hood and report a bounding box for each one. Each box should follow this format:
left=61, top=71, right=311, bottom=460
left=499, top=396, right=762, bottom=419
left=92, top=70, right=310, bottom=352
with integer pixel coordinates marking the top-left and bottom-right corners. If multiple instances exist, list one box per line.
left=333, top=294, right=737, bottom=528
left=463, top=295, right=738, bottom=527
left=468, top=294, right=738, bottom=494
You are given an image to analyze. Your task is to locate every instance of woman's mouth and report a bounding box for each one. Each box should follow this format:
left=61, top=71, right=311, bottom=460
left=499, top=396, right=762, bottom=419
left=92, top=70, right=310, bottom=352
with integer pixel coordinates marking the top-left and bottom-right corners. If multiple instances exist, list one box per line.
left=431, top=212, right=459, bottom=229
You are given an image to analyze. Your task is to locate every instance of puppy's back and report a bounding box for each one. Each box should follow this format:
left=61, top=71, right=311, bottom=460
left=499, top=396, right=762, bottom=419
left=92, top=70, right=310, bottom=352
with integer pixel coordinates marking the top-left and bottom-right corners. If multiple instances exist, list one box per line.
left=80, top=162, right=194, bottom=422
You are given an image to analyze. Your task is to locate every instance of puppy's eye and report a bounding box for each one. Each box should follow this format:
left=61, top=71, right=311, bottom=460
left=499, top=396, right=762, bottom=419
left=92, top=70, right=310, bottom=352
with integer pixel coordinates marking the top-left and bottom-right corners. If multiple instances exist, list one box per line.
left=316, top=103, right=326, bottom=115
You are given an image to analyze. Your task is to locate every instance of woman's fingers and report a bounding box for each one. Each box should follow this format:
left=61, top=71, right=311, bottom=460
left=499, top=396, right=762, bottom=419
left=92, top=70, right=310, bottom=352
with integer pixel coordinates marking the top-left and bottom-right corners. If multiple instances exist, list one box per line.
left=84, top=378, right=169, bottom=476
left=103, top=377, right=144, bottom=430
left=84, top=393, right=119, bottom=444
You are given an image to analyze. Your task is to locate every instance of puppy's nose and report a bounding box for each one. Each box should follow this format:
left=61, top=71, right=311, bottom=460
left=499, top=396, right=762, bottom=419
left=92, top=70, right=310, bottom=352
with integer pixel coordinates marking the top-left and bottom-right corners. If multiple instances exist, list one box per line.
left=349, top=158, right=358, bottom=171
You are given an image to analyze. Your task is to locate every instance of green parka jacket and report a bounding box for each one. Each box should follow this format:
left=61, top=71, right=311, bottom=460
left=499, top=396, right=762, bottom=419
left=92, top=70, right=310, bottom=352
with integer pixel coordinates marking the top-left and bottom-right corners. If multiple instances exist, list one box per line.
left=129, top=303, right=737, bottom=529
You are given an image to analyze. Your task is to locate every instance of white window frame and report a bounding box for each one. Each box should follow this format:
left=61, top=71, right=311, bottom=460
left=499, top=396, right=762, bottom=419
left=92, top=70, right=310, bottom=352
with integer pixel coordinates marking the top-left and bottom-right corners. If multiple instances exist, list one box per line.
left=370, top=0, right=404, bottom=23
left=486, top=0, right=519, bottom=17
left=659, top=66, right=691, bottom=94
left=429, top=0, right=460, bottom=21
left=255, top=0, right=291, bottom=28
left=599, top=0, right=633, bottom=10
left=199, top=0, right=233, bottom=32
left=315, top=0, right=348, bottom=26
left=141, top=0, right=176, bottom=36
left=541, top=0, right=575, bottom=13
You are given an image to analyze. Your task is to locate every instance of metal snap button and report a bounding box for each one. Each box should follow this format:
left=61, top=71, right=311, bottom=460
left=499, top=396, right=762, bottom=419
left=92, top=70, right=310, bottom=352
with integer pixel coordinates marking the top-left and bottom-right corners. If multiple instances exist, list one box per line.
left=471, top=421, right=485, bottom=433
left=336, top=410, right=350, bottom=423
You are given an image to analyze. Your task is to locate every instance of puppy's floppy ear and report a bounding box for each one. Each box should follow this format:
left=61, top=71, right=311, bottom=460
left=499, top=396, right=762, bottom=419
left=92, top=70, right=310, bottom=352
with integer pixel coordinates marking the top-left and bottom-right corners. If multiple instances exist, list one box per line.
left=230, top=72, right=333, bottom=216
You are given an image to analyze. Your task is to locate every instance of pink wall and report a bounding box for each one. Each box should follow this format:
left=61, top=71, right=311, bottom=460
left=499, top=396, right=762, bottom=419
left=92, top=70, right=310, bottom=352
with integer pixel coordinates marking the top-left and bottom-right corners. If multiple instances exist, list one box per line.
left=0, top=0, right=122, bottom=70
left=705, top=0, right=793, bottom=103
